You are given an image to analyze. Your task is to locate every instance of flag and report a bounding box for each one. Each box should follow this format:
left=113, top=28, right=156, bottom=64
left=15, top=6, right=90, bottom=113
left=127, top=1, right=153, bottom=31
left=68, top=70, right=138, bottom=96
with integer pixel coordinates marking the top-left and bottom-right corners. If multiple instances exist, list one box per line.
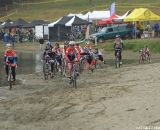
left=110, top=2, right=115, bottom=16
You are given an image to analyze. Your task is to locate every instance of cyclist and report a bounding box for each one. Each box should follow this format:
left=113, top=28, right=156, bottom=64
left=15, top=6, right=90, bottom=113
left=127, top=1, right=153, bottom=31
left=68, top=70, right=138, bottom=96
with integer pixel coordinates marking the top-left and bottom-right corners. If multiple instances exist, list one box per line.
left=84, top=41, right=92, bottom=50
left=4, top=44, right=17, bottom=81
left=94, top=48, right=105, bottom=64
left=114, top=35, right=124, bottom=64
left=43, top=41, right=55, bottom=59
left=75, top=42, right=82, bottom=54
left=143, top=45, right=150, bottom=56
left=75, top=42, right=82, bottom=71
left=53, top=43, right=63, bottom=71
left=65, top=41, right=80, bottom=82
left=143, top=45, right=151, bottom=62
left=43, top=41, right=55, bottom=75
left=83, top=45, right=94, bottom=72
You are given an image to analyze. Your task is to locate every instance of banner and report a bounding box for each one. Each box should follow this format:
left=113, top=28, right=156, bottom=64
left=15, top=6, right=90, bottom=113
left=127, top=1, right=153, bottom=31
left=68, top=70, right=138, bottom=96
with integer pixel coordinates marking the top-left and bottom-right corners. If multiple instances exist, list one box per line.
left=110, top=2, right=115, bottom=16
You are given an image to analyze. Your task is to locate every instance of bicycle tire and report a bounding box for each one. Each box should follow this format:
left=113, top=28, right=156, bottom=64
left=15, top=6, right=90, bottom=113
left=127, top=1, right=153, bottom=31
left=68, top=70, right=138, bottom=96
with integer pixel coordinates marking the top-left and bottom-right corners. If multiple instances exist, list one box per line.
left=79, top=61, right=84, bottom=74
left=43, top=63, right=49, bottom=80
left=115, top=56, right=120, bottom=68
left=72, top=64, right=77, bottom=89
left=8, top=67, right=12, bottom=90
left=72, top=74, right=77, bottom=89
left=73, top=76, right=77, bottom=89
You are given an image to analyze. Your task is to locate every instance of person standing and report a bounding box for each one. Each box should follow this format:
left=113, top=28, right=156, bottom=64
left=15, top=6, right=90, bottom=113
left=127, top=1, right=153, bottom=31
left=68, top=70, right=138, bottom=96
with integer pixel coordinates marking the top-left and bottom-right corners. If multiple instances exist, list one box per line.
left=10, top=33, right=15, bottom=49
left=39, top=37, right=44, bottom=51
left=4, top=32, right=9, bottom=45
left=153, top=23, right=159, bottom=37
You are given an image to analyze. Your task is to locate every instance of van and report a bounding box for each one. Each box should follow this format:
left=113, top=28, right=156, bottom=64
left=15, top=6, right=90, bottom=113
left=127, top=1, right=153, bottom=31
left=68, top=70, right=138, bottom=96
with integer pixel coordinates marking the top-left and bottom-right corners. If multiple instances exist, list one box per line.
left=89, top=24, right=133, bottom=42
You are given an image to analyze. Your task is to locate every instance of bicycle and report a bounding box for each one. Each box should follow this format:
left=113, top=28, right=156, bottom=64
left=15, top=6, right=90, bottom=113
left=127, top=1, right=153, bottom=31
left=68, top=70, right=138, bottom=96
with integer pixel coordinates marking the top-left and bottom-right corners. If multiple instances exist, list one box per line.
left=7, top=63, right=14, bottom=90
left=94, top=55, right=104, bottom=69
left=43, top=55, right=55, bottom=80
left=55, top=56, right=63, bottom=75
left=139, top=50, right=151, bottom=64
left=79, top=55, right=86, bottom=74
left=115, top=49, right=121, bottom=68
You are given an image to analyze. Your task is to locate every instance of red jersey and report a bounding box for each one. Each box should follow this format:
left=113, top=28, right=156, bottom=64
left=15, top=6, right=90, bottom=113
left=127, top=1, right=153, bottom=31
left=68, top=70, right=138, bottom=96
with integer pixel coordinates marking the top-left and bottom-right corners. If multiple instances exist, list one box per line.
left=85, top=44, right=92, bottom=50
left=4, top=50, right=16, bottom=57
left=75, top=46, right=81, bottom=54
left=65, top=47, right=80, bottom=62
left=4, top=50, right=17, bottom=64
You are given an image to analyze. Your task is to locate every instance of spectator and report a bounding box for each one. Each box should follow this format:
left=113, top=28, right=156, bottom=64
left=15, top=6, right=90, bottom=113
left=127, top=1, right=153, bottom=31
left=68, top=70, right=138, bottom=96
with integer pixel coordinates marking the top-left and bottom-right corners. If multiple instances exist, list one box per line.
left=4, top=32, right=9, bottom=45
left=28, top=29, right=34, bottom=42
left=146, top=22, right=152, bottom=37
left=39, top=36, right=44, bottom=51
left=153, top=23, right=159, bottom=37
left=10, top=33, right=15, bottom=49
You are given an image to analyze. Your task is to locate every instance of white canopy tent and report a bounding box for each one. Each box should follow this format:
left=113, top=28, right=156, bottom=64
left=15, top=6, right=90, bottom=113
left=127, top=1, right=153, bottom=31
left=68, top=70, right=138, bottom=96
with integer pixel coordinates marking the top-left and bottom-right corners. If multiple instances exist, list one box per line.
left=67, top=13, right=84, bottom=18
left=112, top=10, right=131, bottom=22
left=82, top=11, right=110, bottom=21
left=48, top=18, right=62, bottom=27
left=65, top=16, right=75, bottom=26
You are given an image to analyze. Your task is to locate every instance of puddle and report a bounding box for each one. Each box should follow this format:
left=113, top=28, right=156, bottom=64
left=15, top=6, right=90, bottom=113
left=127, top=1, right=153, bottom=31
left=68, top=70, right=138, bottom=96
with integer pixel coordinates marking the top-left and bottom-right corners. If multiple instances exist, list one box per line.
left=0, top=51, right=42, bottom=87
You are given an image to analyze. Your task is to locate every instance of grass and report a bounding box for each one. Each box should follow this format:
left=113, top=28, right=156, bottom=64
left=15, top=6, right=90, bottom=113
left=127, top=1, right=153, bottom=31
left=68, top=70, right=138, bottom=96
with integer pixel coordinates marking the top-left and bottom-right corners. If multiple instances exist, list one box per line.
left=0, top=0, right=160, bottom=21
left=97, top=38, right=160, bottom=53
left=1, top=38, right=160, bottom=54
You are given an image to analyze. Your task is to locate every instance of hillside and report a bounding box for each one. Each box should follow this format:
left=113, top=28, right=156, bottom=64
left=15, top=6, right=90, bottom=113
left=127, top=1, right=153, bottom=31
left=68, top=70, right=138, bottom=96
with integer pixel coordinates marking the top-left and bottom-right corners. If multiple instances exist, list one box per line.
left=0, top=0, right=160, bottom=22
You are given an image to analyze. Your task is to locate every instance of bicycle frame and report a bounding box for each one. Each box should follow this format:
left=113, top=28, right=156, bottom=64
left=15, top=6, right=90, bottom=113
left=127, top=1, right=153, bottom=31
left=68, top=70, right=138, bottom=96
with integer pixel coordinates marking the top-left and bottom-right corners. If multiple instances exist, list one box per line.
left=71, top=62, right=77, bottom=88
left=7, top=63, right=13, bottom=90
left=43, top=55, right=55, bottom=80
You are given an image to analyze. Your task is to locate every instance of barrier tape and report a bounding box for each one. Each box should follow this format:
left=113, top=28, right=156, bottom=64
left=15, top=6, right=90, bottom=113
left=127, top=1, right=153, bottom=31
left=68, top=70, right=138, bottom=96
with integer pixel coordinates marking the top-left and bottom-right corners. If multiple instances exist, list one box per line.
left=14, top=0, right=66, bottom=6
left=0, top=10, right=17, bottom=20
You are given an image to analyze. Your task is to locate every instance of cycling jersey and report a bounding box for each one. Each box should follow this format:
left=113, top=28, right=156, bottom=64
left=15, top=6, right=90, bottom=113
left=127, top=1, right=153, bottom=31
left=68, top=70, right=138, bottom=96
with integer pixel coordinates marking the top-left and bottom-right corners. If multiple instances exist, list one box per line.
left=43, top=45, right=55, bottom=59
left=4, top=49, right=17, bottom=81
left=143, top=47, right=150, bottom=54
left=65, top=47, right=80, bottom=62
left=54, top=47, right=63, bottom=56
left=75, top=46, right=81, bottom=54
left=84, top=44, right=92, bottom=50
left=4, top=50, right=17, bottom=65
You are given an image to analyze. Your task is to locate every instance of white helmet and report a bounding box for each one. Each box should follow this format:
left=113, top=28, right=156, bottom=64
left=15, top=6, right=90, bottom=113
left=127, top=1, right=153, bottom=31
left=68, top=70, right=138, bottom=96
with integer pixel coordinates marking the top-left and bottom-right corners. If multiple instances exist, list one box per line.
left=6, top=44, right=12, bottom=47
left=69, top=41, right=75, bottom=45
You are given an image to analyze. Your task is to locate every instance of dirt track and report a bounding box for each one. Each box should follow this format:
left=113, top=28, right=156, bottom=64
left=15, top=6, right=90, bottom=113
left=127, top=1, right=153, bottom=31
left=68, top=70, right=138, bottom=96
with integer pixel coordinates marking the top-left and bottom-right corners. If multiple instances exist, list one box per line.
left=0, top=51, right=160, bottom=130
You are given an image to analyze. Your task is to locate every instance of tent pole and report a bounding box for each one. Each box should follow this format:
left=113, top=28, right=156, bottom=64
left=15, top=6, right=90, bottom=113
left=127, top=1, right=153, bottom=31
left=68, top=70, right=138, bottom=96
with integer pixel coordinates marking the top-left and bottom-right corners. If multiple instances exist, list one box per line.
left=135, top=21, right=137, bottom=39
left=58, top=25, right=60, bottom=41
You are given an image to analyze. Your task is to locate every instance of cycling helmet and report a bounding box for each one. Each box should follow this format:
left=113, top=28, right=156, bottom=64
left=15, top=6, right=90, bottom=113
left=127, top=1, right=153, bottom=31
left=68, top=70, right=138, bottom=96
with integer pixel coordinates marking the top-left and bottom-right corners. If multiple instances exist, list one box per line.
left=69, top=41, right=75, bottom=45
left=46, top=40, right=51, bottom=45
left=6, top=44, right=12, bottom=47
left=116, top=35, right=120, bottom=38
left=86, top=41, right=90, bottom=44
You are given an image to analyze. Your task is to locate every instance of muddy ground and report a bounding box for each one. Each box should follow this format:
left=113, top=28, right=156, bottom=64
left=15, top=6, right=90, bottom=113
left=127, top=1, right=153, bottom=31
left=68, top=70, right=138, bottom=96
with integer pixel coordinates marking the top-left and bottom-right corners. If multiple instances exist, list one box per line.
left=0, top=50, right=160, bottom=130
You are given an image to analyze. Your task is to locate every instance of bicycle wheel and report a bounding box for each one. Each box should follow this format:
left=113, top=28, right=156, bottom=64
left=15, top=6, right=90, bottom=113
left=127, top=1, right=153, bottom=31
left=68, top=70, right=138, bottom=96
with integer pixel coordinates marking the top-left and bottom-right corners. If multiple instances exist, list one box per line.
left=43, top=63, right=49, bottom=80
left=73, top=75, right=77, bottom=89
left=72, top=64, right=77, bottom=89
left=79, top=60, right=84, bottom=74
left=8, top=67, right=12, bottom=90
left=115, top=56, right=120, bottom=68
left=139, top=56, right=142, bottom=64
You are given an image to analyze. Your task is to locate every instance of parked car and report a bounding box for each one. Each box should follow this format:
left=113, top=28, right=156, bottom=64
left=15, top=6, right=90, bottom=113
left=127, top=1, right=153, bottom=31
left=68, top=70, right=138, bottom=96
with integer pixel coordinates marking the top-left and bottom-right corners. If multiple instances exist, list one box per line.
left=89, top=24, right=133, bottom=42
